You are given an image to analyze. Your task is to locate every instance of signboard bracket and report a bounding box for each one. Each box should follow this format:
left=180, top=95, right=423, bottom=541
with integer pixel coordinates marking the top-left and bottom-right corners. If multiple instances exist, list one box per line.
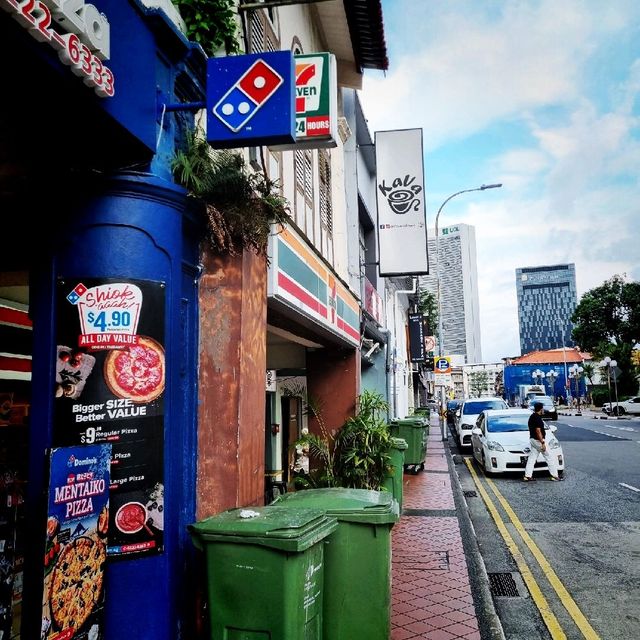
left=163, top=101, right=206, bottom=113
left=157, top=91, right=205, bottom=115
left=238, top=0, right=333, bottom=11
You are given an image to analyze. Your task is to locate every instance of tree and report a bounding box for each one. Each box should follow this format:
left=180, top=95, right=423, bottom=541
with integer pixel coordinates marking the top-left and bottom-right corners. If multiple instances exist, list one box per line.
left=469, top=371, right=490, bottom=397
left=416, top=289, right=438, bottom=335
left=581, top=362, right=596, bottom=404
left=572, top=275, right=640, bottom=395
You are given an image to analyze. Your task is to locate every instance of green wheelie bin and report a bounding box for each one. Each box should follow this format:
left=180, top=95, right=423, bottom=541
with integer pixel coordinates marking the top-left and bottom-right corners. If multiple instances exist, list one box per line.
left=383, top=437, right=408, bottom=512
left=389, top=417, right=428, bottom=473
left=274, top=488, right=399, bottom=640
left=189, top=506, right=338, bottom=640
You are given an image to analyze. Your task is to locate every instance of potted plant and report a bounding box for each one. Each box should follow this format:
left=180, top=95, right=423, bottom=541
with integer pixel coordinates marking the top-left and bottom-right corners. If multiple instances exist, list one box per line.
left=293, top=390, right=393, bottom=491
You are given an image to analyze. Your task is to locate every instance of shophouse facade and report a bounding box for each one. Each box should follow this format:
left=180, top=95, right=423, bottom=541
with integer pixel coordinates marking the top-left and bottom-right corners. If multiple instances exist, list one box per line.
left=0, top=1, right=388, bottom=638
left=461, top=362, right=504, bottom=398
left=343, top=91, right=390, bottom=407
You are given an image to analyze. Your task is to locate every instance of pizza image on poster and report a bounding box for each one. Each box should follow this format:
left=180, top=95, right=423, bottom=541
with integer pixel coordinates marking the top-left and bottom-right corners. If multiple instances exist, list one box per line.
left=42, top=444, right=111, bottom=640
left=53, top=278, right=165, bottom=559
left=103, top=336, right=165, bottom=404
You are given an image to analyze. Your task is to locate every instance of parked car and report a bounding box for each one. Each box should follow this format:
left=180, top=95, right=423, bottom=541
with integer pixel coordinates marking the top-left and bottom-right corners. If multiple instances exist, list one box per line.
left=446, top=400, right=462, bottom=426
left=453, top=397, right=509, bottom=448
left=471, top=409, right=565, bottom=476
left=528, top=395, right=558, bottom=420
left=602, top=396, right=640, bottom=416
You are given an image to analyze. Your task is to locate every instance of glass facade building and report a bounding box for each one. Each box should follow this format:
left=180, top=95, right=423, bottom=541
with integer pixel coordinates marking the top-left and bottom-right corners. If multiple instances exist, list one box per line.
left=516, top=264, right=577, bottom=355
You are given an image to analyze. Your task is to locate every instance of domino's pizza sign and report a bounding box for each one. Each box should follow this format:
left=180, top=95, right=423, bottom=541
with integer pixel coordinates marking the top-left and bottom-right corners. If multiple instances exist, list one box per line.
left=206, top=51, right=296, bottom=148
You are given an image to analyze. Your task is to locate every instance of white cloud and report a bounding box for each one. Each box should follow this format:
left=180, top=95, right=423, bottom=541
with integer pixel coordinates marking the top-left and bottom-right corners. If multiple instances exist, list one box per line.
left=362, top=1, right=640, bottom=362
left=362, top=0, right=630, bottom=148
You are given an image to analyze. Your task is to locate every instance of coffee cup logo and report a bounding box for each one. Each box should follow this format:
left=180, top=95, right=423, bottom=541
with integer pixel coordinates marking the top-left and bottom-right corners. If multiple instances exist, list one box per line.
left=378, top=174, right=422, bottom=214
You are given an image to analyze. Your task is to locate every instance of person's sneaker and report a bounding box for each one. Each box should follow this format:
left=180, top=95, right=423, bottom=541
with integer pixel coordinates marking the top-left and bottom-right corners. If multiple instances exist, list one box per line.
left=522, top=476, right=536, bottom=482
left=550, top=475, right=563, bottom=481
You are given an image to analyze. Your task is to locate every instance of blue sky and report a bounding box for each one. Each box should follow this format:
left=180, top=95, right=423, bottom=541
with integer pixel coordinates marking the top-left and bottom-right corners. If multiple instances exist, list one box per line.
left=360, top=0, right=640, bottom=362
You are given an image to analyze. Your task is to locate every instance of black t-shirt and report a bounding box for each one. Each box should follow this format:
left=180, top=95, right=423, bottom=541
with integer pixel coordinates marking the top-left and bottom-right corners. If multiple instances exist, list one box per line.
left=528, top=412, right=546, bottom=440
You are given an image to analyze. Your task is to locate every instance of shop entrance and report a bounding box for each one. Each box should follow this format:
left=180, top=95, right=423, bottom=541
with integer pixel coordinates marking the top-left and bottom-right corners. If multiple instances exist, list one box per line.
left=0, top=273, right=31, bottom=639
left=280, top=395, right=302, bottom=485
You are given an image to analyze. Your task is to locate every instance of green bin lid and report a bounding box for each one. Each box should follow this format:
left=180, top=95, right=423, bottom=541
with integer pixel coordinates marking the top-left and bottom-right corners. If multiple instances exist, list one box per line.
left=391, top=437, right=408, bottom=450
left=274, top=488, right=399, bottom=524
left=188, top=506, right=338, bottom=552
left=389, top=418, right=426, bottom=428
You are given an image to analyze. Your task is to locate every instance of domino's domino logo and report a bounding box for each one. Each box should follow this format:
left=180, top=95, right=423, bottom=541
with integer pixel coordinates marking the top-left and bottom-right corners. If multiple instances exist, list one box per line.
left=213, top=59, right=284, bottom=133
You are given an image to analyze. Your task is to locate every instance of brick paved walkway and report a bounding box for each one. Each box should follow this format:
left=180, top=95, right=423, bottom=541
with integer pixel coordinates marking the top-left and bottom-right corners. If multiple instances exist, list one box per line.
left=391, top=430, right=481, bottom=640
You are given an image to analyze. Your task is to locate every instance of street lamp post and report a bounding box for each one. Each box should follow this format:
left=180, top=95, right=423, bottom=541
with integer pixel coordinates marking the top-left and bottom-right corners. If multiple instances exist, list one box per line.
left=532, top=369, right=544, bottom=385
left=601, top=357, right=619, bottom=417
left=546, top=370, right=558, bottom=399
left=569, top=364, right=584, bottom=415
left=434, top=183, right=502, bottom=440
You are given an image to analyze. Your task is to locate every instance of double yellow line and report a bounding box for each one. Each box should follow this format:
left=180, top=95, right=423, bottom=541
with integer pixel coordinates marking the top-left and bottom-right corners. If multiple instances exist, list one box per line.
left=464, top=459, right=600, bottom=640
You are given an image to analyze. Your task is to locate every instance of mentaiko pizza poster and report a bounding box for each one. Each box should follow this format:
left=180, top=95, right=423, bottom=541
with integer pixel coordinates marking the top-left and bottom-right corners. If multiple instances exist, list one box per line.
left=42, top=444, right=111, bottom=640
left=53, top=278, right=165, bottom=559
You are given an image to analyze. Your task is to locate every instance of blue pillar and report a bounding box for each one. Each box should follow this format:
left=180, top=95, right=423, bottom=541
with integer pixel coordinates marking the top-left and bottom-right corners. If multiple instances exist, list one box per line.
left=26, top=172, right=199, bottom=639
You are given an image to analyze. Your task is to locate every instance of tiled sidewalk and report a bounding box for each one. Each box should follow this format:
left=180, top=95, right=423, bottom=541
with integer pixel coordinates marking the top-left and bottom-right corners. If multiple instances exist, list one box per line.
left=391, top=431, right=481, bottom=640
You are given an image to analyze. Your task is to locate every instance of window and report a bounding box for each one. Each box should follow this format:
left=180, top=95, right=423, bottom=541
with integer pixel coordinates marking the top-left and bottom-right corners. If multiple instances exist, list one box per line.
left=319, top=150, right=333, bottom=235
left=294, top=149, right=314, bottom=236
left=247, top=9, right=279, bottom=53
left=267, top=151, right=282, bottom=193
left=463, top=400, right=507, bottom=414
left=318, top=150, right=334, bottom=263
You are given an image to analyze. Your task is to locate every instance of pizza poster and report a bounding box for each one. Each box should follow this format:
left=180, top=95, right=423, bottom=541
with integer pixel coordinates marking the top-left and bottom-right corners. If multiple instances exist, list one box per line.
left=42, top=444, right=111, bottom=640
left=53, top=278, right=165, bottom=559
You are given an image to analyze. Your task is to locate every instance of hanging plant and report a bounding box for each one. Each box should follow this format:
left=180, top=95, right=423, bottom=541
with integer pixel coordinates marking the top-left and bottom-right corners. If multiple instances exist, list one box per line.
left=172, top=0, right=241, bottom=55
left=172, top=130, right=290, bottom=256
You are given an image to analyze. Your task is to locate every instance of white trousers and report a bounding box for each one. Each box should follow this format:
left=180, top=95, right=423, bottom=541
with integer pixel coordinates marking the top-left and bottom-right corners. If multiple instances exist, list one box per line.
left=525, top=438, right=558, bottom=477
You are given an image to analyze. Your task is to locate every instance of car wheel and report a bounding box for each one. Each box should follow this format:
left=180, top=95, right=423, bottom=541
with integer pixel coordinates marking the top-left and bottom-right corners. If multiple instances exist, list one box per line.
left=558, top=469, right=564, bottom=479
left=481, top=453, right=493, bottom=476
left=615, top=407, right=626, bottom=416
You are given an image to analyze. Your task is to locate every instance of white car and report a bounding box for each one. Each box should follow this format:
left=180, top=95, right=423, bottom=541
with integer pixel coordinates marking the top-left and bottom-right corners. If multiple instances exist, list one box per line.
left=602, top=396, right=640, bottom=416
left=471, top=409, right=565, bottom=476
left=454, top=397, right=509, bottom=448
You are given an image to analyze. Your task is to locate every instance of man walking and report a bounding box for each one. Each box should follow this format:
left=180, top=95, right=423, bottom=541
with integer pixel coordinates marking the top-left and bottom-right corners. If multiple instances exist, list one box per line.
left=523, top=401, right=562, bottom=482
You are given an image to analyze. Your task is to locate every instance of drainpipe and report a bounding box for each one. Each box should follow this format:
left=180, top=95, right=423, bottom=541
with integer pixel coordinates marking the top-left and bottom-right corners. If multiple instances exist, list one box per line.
left=381, top=328, right=392, bottom=423
left=392, top=278, right=417, bottom=418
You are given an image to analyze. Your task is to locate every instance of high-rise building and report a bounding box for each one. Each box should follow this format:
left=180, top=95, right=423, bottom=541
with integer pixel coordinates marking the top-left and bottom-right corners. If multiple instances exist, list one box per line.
left=419, top=223, right=482, bottom=363
left=516, top=263, right=577, bottom=355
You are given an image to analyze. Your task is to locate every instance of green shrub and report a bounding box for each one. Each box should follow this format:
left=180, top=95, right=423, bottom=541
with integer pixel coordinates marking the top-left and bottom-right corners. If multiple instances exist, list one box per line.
left=293, top=390, right=392, bottom=491
left=590, top=387, right=609, bottom=407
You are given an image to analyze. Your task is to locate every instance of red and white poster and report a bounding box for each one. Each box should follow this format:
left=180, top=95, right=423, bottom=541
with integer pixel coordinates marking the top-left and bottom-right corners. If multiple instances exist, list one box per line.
left=53, top=278, right=165, bottom=559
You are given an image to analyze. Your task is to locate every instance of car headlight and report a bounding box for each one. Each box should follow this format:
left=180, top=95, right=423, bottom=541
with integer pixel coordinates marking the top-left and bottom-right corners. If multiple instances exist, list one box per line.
left=486, top=440, right=505, bottom=452
left=548, top=439, right=561, bottom=449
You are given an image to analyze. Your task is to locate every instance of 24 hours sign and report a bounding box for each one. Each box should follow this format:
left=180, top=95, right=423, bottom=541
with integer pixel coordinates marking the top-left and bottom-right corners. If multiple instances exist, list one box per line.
left=53, top=278, right=165, bottom=559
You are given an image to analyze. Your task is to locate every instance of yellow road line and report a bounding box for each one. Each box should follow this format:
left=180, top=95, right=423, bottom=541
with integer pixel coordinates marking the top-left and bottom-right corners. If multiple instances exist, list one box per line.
left=464, top=459, right=567, bottom=639
left=485, top=476, right=601, bottom=640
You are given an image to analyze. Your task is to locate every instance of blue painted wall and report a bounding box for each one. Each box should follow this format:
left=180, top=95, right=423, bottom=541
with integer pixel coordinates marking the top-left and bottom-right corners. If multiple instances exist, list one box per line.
left=504, top=364, right=585, bottom=404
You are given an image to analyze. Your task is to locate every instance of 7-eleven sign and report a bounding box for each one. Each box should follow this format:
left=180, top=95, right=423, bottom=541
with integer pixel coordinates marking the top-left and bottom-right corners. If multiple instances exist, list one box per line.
left=272, top=53, right=338, bottom=150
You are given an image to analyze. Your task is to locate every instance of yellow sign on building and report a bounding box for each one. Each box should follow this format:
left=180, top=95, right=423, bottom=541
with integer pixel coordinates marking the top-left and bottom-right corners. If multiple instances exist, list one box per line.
left=434, top=357, right=452, bottom=374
